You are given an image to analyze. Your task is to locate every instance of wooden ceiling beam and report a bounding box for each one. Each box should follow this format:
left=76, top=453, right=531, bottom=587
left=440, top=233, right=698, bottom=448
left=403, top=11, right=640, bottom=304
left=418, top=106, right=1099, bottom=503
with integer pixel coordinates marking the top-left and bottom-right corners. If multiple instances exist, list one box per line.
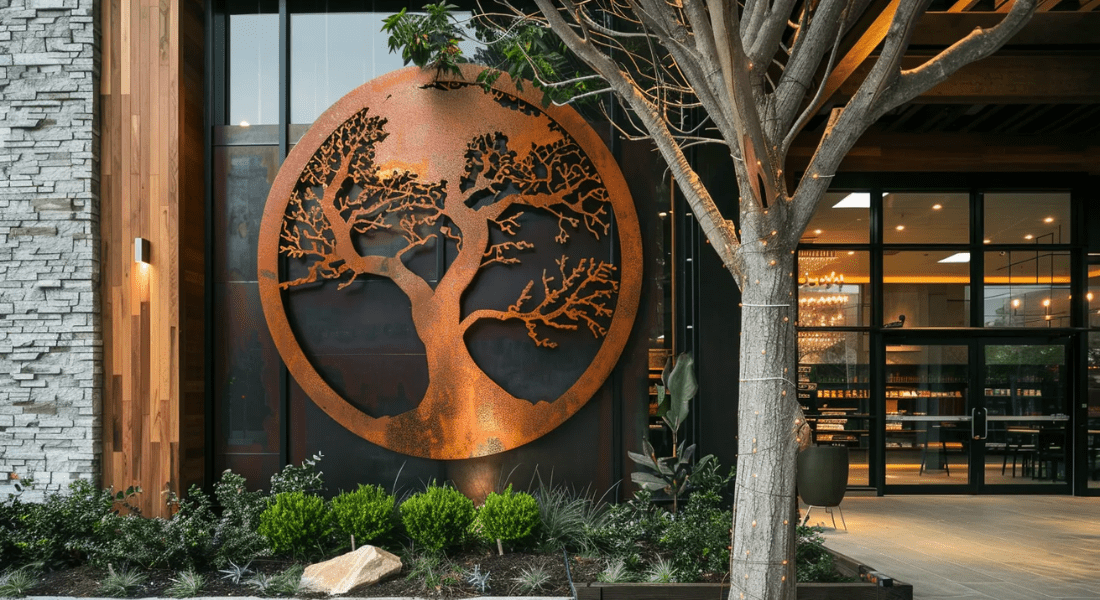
left=812, top=0, right=900, bottom=113
left=837, top=55, right=1100, bottom=103
left=947, top=0, right=984, bottom=12
left=910, top=12, right=1100, bottom=46
left=787, top=131, right=1100, bottom=174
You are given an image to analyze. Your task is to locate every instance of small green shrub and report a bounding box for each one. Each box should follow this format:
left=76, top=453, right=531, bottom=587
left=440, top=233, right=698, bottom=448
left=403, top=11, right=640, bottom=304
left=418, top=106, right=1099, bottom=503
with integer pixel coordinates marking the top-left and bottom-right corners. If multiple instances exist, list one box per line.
left=331, top=484, right=395, bottom=547
left=211, top=471, right=270, bottom=567
left=478, top=484, right=540, bottom=549
left=657, top=489, right=731, bottom=580
left=796, top=525, right=851, bottom=583
left=269, top=453, right=326, bottom=496
left=258, top=491, right=333, bottom=559
left=84, top=485, right=217, bottom=570
left=400, top=484, right=475, bottom=552
left=9, top=479, right=120, bottom=568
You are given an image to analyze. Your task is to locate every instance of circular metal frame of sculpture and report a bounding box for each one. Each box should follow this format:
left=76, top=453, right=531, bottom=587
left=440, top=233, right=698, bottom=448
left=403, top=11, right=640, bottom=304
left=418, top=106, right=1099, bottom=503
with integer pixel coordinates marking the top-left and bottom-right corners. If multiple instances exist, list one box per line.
left=258, top=65, right=642, bottom=459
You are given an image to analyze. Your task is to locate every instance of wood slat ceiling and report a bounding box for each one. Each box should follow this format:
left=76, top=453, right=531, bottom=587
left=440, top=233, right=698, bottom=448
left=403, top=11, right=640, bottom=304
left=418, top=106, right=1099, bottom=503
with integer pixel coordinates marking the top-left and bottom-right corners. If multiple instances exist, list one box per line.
left=809, top=6, right=1100, bottom=138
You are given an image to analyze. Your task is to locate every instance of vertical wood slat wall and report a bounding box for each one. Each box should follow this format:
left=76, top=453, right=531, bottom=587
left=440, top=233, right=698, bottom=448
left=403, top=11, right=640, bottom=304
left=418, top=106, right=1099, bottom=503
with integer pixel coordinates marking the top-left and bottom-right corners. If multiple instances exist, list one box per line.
left=100, top=0, right=205, bottom=518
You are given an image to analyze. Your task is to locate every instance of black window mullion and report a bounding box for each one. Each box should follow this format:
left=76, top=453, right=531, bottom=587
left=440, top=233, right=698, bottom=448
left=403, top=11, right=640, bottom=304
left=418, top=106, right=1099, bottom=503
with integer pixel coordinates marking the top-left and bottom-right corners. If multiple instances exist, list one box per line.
left=972, top=190, right=984, bottom=328
left=278, top=0, right=290, bottom=468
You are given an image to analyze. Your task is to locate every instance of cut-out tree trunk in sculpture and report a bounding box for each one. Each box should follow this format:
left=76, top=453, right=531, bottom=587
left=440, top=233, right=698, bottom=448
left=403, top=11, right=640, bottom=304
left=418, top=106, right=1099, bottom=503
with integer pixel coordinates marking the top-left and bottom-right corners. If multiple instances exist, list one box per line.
left=475, top=1, right=1038, bottom=598
left=259, top=70, right=641, bottom=459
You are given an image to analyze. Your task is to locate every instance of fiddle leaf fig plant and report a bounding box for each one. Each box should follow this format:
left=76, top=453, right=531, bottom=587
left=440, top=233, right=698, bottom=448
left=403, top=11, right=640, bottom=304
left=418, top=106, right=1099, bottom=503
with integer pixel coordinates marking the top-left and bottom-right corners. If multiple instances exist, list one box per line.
left=628, top=353, right=711, bottom=513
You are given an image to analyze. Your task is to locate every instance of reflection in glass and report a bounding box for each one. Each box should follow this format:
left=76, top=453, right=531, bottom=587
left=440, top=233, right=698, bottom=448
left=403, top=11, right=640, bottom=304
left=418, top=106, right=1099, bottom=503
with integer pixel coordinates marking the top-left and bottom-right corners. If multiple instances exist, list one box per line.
left=884, top=192, right=969, bottom=244
left=1088, top=333, right=1100, bottom=488
left=797, top=332, right=870, bottom=487
left=984, top=192, right=1071, bottom=245
left=803, top=192, right=870, bottom=244
left=229, top=13, right=279, bottom=126
left=984, top=344, right=1068, bottom=485
left=290, top=11, right=475, bottom=125
left=797, top=250, right=869, bottom=327
left=884, top=344, right=969, bottom=486
left=214, top=146, right=279, bottom=283
left=983, top=250, right=1070, bottom=327
left=883, top=251, right=971, bottom=327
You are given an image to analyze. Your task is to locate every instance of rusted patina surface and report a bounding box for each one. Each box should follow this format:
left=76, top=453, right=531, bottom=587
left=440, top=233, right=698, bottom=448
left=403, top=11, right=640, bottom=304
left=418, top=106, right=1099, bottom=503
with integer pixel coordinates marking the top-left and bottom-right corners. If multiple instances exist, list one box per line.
left=258, top=65, right=641, bottom=459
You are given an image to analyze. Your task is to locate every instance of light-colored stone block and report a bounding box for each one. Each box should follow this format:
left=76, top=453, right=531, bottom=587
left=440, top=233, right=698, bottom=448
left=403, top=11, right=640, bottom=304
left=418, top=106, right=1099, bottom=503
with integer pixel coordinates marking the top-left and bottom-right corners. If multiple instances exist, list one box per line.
left=299, top=545, right=403, bottom=595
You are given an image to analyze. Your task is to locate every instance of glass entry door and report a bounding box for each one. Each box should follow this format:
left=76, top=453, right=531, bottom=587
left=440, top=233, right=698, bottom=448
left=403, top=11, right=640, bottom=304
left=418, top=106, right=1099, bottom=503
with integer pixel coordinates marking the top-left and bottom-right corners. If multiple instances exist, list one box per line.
left=882, top=338, right=1072, bottom=493
left=980, top=341, right=1071, bottom=490
left=883, top=341, right=973, bottom=490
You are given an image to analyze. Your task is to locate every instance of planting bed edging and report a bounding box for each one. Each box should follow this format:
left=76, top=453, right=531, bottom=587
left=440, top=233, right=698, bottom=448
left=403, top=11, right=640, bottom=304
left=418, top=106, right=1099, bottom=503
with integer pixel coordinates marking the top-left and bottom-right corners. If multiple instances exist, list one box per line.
left=578, top=548, right=913, bottom=600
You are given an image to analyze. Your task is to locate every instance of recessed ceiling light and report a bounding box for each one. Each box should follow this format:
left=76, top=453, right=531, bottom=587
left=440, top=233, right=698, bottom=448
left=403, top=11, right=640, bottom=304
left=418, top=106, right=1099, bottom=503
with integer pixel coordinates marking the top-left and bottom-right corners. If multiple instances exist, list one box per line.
left=1089, top=292, right=1095, bottom=302
left=1043, top=299, right=1051, bottom=307
left=1024, top=234, right=1034, bottom=240
left=814, top=229, right=823, bottom=235
left=239, top=120, right=250, bottom=127
left=983, top=239, right=991, bottom=244
left=1044, top=217, right=1054, bottom=223
left=1012, top=299, right=1020, bottom=308
left=847, top=251, right=855, bottom=255
left=832, top=193, right=870, bottom=208
left=658, top=212, right=668, bottom=218
left=895, top=225, right=905, bottom=231
left=932, top=204, right=942, bottom=210
left=938, top=252, right=970, bottom=264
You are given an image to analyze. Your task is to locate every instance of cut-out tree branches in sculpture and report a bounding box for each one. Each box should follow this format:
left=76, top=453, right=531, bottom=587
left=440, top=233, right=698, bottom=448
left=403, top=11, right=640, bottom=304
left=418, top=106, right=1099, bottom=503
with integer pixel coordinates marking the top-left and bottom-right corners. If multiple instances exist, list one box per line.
left=386, top=1, right=1038, bottom=598
left=268, top=74, right=639, bottom=460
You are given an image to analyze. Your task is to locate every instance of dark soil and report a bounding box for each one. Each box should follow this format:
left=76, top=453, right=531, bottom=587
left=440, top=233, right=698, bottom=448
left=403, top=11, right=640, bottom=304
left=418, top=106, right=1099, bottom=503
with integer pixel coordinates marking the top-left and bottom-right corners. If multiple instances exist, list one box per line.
left=28, top=551, right=607, bottom=598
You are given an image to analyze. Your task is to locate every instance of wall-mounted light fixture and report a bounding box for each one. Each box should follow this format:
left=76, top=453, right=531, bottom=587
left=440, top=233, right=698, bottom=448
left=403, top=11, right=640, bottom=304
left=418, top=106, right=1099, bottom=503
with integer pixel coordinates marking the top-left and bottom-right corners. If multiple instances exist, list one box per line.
left=134, top=237, right=151, bottom=264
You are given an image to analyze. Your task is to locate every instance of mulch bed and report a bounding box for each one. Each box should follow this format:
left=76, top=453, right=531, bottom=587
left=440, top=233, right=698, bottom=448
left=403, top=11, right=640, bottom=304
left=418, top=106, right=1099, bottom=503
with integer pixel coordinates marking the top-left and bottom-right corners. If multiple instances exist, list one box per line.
left=28, top=551, right=607, bottom=598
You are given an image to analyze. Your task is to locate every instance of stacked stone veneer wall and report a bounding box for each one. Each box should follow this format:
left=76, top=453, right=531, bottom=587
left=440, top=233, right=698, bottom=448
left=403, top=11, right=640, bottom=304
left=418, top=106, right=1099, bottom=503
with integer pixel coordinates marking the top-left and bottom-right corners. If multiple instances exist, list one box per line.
left=0, top=0, right=100, bottom=501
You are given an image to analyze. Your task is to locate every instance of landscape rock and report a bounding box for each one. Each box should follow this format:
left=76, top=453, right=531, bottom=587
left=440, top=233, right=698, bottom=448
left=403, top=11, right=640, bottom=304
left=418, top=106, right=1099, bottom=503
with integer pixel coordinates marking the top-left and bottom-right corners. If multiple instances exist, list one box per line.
left=299, top=545, right=403, bottom=595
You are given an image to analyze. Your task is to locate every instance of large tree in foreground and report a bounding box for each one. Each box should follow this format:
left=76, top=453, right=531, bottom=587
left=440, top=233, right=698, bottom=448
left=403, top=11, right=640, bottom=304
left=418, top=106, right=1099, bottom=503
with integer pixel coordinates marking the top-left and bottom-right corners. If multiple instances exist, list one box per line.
left=395, top=1, right=1037, bottom=598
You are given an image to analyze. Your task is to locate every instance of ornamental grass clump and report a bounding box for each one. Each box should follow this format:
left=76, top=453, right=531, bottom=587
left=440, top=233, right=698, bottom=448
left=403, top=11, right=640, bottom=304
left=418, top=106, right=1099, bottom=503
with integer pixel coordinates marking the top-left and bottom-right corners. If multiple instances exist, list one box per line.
left=257, top=491, right=332, bottom=559
left=400, top=483, right=475, bottom=552
left=478, top=484, right=540, bottom=554
left=330, top=484, right=395, bottom=549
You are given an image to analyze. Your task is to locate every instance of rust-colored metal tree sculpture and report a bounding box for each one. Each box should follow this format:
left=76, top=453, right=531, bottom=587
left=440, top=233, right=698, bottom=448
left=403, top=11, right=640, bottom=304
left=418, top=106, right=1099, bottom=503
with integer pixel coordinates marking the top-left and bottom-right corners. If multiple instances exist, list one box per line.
left=258, top=66, right=641, bottom=459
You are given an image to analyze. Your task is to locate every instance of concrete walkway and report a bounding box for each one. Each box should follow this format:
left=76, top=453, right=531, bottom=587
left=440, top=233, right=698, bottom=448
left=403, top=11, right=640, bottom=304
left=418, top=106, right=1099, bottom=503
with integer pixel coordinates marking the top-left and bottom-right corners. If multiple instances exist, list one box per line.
left=815, top=495, right=1100, bottom=600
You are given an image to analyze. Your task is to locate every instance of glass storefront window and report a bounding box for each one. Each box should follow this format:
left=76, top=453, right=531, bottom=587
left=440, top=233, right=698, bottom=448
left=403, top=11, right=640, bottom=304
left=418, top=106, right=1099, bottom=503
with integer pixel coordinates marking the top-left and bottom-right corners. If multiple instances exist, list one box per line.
left=290, top=9, right=476, bottom=125
left=803, top=192, right=870, bottom=244
left=984, top=250, right=1070, bottom=327
left=883, top=251, right=971, bottom=327
left=229, top=12, right=279, bottom=126
left=884, top=192, right=969, bottom=244
left=797, top=332, right=871, bottom=487
left=984, top=192, right=1071, bottom=245
left=798, top=250, right=869, bottom=327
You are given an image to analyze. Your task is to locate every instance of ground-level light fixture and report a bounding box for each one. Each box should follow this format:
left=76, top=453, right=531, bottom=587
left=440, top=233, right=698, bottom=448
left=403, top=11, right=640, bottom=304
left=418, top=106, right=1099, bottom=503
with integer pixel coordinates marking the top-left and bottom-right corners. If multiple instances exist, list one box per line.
left=134, top=237, right=151, bottom=264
